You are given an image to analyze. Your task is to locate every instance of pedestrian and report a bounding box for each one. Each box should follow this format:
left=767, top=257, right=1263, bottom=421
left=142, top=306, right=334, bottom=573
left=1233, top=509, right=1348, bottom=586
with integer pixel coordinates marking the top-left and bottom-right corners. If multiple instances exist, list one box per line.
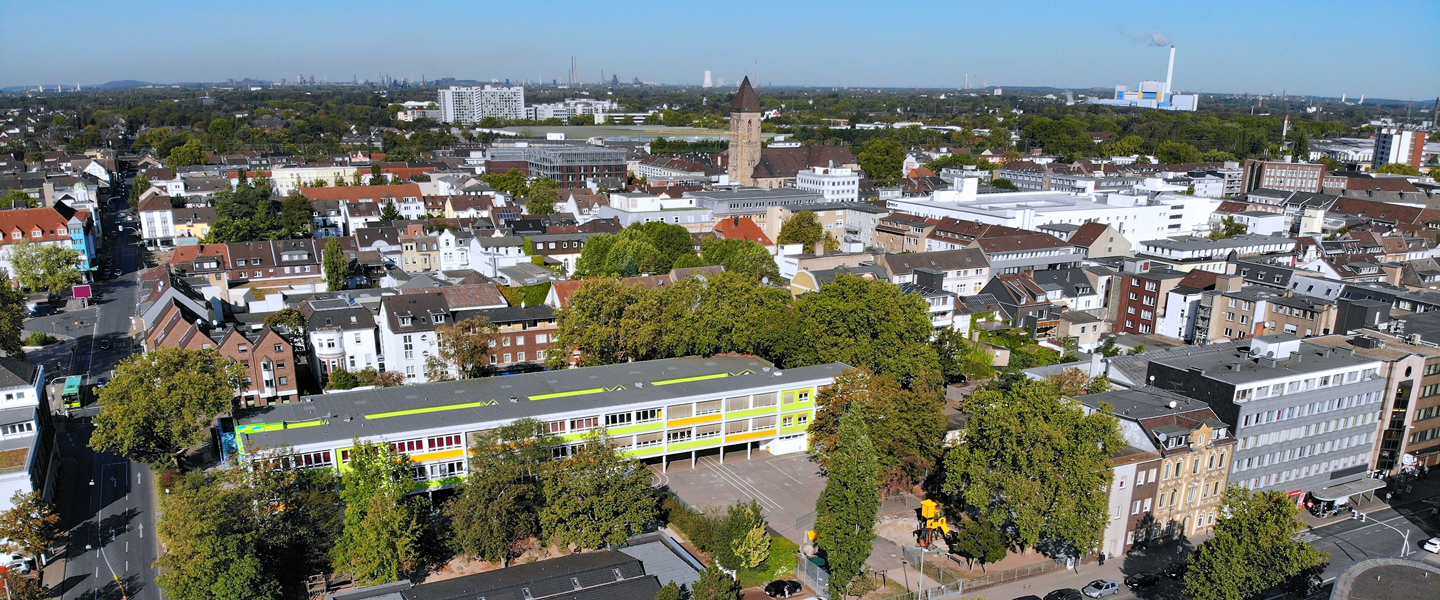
left=1099, top=552, right=1106, bottom=566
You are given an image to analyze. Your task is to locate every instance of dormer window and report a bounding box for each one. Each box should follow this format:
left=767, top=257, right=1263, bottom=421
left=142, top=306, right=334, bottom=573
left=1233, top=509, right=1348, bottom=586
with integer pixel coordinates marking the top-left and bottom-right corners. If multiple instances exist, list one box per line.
left=400, top=317, right=413, bottom=326
left=237, top=259, right=247, bottom=266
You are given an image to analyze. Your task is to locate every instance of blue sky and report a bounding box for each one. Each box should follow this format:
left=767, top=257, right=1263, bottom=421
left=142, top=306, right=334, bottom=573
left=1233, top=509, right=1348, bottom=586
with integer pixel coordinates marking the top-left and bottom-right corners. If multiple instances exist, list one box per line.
left=3, top=0, right=1437, bottom=99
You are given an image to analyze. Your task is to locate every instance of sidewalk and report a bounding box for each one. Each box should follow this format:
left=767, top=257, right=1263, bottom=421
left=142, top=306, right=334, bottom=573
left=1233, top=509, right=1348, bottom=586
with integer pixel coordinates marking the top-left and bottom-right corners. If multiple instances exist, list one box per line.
left=957, top=537, right=1204, bottom=600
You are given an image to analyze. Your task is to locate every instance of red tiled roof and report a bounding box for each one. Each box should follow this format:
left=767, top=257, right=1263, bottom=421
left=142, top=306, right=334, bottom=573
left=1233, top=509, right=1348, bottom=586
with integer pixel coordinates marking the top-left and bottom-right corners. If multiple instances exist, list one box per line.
left=713, top=216, right=773, bottom=246
left=1067, top=222, right=1112, bottom=247
left=547, top=279, right=585, bottom=308
left=0, top=206, right=90, bottom=246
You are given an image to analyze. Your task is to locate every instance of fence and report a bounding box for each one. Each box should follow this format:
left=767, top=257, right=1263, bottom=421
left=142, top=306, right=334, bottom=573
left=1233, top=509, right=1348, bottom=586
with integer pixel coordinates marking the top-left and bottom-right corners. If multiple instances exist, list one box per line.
left=795, top=552, right=830, bottom=594
left=947, top=556, right=1069, bottom=592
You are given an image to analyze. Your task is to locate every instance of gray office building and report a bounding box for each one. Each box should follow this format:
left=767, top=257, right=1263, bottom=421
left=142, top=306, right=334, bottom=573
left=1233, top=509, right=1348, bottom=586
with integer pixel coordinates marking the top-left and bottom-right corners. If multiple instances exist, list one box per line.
left=1147, top=334, right=1386, bottom=499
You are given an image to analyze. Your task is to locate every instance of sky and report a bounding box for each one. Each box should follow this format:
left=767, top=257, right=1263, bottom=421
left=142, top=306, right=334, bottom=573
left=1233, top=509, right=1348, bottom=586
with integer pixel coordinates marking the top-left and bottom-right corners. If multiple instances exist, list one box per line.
left=3, top=0, right=1437, bottom=100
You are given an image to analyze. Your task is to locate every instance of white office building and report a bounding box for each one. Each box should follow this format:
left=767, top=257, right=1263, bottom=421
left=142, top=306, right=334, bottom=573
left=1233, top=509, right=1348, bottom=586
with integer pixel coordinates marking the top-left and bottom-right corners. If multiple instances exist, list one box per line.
left=795, top=165, right=860, bottom=202
left=887, top=180, right=1220, bottom=248
left=438, top=86, right=526, bottom=124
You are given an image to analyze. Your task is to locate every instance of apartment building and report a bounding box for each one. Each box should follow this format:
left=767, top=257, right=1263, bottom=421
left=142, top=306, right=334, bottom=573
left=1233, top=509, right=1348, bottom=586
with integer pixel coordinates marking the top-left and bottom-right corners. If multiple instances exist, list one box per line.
left=1078, top=387, right=1233, bottom=551
left=303, top=299, right=381, bottom=385
left=218, top=328, right=300, bottom=406
left=873, top=213, right=935, bottom=253
left=1148, top=335, right=1387, bottom=500
left=228, top=356, right=845, bottom=492
left=1265, top=295, right=1339, bottom=338
left=795, top=165, right=861, bottom=202
left=1115, top=258, right=1189, bottom=336
left=1372, top=128, right=1427, bottom=169
left=1136, top=235, right=1297, bottom=273
left=464, top=305, right=557, bottom=370
left=1196, top=287, right=1281, bottom=343
left=0, top=358, right=55, bottom=514
left=1242, top=160, right=1327, bottom=194
left=0, top=205, right=96, bottom=281
left=875, top=248, right=990, bottom=296
left=438, top=85, right=526, bottom=124
left=378, top=293, right=453, bottom=383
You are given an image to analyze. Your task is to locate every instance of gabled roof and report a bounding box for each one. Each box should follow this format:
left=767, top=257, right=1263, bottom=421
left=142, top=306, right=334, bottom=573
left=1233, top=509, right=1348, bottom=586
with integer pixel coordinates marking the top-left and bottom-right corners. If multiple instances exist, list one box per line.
left=876, top=248, right=989, bottom=276
left=0, top=356, right=36, bottom=389
left=712, top=216, right=772, bottom=246
left=732, top=76, right=761, bottom=112
left=1067, top=221, right=1115, bottom=248
left=300, top=183, right=423, bottom=203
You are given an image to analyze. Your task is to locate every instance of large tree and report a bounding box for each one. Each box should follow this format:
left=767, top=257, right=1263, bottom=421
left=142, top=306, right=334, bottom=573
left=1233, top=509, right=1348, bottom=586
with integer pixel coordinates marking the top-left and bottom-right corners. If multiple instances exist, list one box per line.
left=167, top=139, right=208, bottom=166
left=157, top=467, right=340, bottom=600
left=1156, top=140, right=1203, bottom=164
left=322, top=237, right=349, bottom=291
left=690, top=564, right=740, bottom=600
left=782, top=274, right=939, bottom=386
left=433, top=315, right=499, bottom=379
left=447, top=419, right=557, bottom=566
left=0, top=491, right=60, bottom=557
left=90, top=348, right=247, bottom=467
left=810, top=368, right=946, bottom=489
left=526, top=177, right=560, bottom=215
left=0, top=272, right=25, bottom=358
left=539, top=436, right=655, bottom=549
left=331, top=442, right=425, bottom=585
left=933, top=328, right=993, bottom=384
left=776, top=210, right=824, bottom=247
left=262, top=308, right=308, bottom=351
left=278, top=193, right=316, bottom=236
left=4, top=240, right=82, bottom=294
left=1184, top=488, right=1329, bottom=600
left=698, top=238, right=780, bottom=282
left=941, top=377, right=1123, bottom=559
left=129, top=172, right=151, bottom=212
left=858, top=138, right=904, bottom=179
left=813, top=410, right=880, bottom=599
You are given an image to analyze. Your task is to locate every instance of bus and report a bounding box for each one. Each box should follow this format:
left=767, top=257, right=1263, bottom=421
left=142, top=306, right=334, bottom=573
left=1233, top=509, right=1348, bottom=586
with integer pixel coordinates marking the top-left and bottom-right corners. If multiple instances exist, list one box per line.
left=61, top=376, right=83, bottom=409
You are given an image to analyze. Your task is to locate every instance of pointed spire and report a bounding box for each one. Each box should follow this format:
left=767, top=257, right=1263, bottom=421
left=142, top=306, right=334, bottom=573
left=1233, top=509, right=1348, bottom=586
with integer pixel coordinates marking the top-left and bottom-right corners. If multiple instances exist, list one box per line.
left=732, top=76, right=760, bottom=112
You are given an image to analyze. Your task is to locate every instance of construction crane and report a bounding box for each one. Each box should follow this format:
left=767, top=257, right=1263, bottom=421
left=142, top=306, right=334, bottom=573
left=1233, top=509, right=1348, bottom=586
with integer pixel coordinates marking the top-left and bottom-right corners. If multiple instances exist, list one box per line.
left=918, top=499, right=951, bottom=547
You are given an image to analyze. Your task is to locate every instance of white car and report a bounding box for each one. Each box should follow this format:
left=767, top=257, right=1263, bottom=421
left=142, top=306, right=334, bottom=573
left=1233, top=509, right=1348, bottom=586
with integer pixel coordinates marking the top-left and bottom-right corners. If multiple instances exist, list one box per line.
left=1082, top=579, right=1120, bottom=598
left=1423, top=537, right=1440, bottom=554
left=5, top=552, right=29, bottom=574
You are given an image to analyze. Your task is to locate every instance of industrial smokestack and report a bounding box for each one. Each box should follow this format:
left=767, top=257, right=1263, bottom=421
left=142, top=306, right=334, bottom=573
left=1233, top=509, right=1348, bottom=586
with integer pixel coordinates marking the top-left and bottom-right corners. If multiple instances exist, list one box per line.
left=1165, top=46, right=1176, bottom=97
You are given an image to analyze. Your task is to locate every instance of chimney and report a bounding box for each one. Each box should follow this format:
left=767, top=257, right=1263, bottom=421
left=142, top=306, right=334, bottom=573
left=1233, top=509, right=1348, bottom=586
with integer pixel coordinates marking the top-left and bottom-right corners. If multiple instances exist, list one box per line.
left=1165, top=46, right=1177, bottom=96
left=813, top=241, right=825, bottom=255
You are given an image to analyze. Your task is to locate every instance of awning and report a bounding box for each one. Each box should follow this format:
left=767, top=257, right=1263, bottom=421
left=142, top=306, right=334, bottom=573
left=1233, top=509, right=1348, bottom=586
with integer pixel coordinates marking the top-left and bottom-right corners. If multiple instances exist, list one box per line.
left=1308, top=477, right=1387, bottom=502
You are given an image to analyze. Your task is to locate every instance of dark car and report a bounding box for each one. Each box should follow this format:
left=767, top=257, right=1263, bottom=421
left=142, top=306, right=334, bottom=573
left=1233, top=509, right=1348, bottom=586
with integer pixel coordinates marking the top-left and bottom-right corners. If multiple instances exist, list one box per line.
left=98, top=339, right=112, bottom=350
left=1164, top=562, right=1187, bottom=579
left=1043, top=590, right=1083, bottom=600
left=1013, top=596, right=1044, bottom=600
left=763, top=580, right=802, bottom=598
left=1125, top=572, right=1161, bottom=589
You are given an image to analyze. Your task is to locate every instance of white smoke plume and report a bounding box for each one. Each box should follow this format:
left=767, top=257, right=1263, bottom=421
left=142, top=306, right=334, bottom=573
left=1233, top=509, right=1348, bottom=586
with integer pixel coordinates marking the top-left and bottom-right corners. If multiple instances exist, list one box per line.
left=1145, top=30, right=1172, bottom=47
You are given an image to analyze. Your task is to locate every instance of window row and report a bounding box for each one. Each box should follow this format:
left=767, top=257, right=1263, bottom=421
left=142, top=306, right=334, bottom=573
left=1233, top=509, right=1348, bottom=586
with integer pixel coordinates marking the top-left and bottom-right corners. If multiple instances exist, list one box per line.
left=1233, top=431, right=1374, bottom=473
left=1236, top=372, right=1377, bottom=402
left=1236, top=453, right=1370, bottom=490
left=1239, top=410, right=1378, bottom=451
left=1239, top=391, right=1378, bottom=422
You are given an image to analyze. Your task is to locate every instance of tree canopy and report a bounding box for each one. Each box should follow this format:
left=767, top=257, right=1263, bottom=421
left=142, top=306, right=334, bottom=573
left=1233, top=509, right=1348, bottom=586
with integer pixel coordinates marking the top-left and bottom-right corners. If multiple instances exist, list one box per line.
left=810, top=368, right=946, bottom=489
left=429, top=315, right=498, bottom=380
left=1184, top=488, right=1329, bottom=600
left=776, top=211, right=825, bottom=247
left=0, top=491, right=60, bottom=557
left=90, top=348, right=247, bottom=467
left=331, top=441, right=426, bottom=585
left=0, top=272, right=25, bottom=358
left=1375, top=162, right=1422, bottom=176
left=539, top=435, right=656, bottom=549
left=447, top=419, right=557, bottom=566
left=813, top=410, right=880, bottom=598
left=3, top=240, right=82, bottom=294
left=941, top=376, right=1123, bottom=559
left=323, top=237, right=348, bottom=291
left=857, top=138, right=904, bottom=179
left=574, top=222, right=695, bottom=277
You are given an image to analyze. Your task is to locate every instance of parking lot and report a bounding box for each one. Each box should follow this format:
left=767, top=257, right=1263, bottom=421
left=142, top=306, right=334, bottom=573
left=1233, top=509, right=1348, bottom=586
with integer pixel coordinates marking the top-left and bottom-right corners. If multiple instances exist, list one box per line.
left=654, top=449, right=826, bottom=544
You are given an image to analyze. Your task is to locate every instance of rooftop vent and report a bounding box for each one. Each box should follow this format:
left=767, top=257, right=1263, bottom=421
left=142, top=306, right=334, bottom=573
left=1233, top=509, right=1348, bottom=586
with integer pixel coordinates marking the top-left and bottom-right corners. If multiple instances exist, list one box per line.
left=1167, top=401, right=1178, bottom=409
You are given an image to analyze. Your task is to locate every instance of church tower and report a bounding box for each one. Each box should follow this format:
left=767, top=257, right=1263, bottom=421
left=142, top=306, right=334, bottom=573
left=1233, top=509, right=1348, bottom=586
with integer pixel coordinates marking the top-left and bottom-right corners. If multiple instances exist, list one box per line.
left=728, top=77, right=762, bottom=186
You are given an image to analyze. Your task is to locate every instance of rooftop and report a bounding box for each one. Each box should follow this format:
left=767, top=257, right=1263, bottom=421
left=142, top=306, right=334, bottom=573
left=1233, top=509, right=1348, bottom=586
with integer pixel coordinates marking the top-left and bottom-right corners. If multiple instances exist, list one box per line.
left=236, top=356, right=847, bottom=450
left=1150, top=337, right=1382, bottom=385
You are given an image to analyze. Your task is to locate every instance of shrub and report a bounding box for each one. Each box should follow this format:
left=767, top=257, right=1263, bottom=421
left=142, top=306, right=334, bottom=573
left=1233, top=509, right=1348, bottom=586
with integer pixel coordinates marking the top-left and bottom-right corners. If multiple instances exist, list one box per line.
left=23, top=331, right=55, bottom=346
left=662, top=495, right=719, bottom=553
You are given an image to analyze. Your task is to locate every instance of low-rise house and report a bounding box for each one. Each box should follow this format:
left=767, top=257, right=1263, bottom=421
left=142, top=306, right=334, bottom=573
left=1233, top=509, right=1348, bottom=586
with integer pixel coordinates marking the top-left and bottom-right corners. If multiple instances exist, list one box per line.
left=303, top=299, right=381, bottom=385
left=789, top=264, right=888, bottom=296
left=872, top=213, right=934, bottom=253
left=1058, top=311, right=1109, bottom=351
left=876, top=248, right=991, bottom=296
left=378, top=293, right=454, bottom=383
left=981, top=272, right=1060, bottom=336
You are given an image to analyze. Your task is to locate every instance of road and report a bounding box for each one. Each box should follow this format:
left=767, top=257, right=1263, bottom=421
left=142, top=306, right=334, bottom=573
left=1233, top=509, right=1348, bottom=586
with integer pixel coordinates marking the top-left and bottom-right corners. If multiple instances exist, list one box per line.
left=34, top=194, right=166, bottom=600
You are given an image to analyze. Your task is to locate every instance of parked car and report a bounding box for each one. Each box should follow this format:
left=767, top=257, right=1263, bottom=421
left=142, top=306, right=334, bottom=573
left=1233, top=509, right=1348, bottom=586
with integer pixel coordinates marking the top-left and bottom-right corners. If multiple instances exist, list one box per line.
left=1423, top=537, right=1440, bottom=554
left=1124, top=572, right=1161, bottom=589
left=95, top=377, right=108, bottom=389
left=1164, top=562, right=1187, bottom=579
left=764, top=580, right=802, bottom=598
left=5, top=552, right=30, bottom=574
left=1082, top=579, right=1119, bottom=598
left=1013, top=596, right=1043, bottom=600
left=1043, top=590, right=1083, bottom=600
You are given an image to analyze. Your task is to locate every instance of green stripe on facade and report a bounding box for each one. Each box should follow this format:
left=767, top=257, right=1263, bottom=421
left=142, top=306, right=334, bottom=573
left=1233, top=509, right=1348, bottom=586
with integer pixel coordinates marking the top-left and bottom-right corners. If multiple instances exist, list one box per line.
left=726, top=406, right=780, bottom=419
left=367, top=400, right=494, bottom=419
left=651, top=373, right=730, bottom=386
left=528, top=387, right=606, bottom=401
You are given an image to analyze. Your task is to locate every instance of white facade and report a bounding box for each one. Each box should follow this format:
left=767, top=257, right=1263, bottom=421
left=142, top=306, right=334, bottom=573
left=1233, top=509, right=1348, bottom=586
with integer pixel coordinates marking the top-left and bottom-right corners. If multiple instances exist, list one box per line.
left=891, top=187, right=1220, bottom=248
left=438, top=86, right=526, bottom=124
left=377, top=307, right=441, bottom=384
left=795, top=166, right=860, bottom=202
left=0, top=362, right=50, bottom=516
left=310, top=322, right=380, bottom=383
left=1373, top=127, right=1426, bottom=169
left=597, top=193, right=714, bottom=232
left=1160, top=287, right=1207, bottom=342
left=525, top=98, right=620, bottom=121
left=140, top=207, right=175, bottom=246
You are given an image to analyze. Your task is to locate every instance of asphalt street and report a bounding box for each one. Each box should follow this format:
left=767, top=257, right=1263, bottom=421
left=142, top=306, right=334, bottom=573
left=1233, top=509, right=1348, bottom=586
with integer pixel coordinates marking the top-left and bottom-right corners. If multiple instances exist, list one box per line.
left=32, top=196, right=165, bottom=600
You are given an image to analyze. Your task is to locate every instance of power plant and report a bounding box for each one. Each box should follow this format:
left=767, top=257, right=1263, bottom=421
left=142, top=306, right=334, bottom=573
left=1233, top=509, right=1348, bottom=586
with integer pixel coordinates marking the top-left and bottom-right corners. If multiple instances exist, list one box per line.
left=1088, top=45, right=1199, bottom=111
